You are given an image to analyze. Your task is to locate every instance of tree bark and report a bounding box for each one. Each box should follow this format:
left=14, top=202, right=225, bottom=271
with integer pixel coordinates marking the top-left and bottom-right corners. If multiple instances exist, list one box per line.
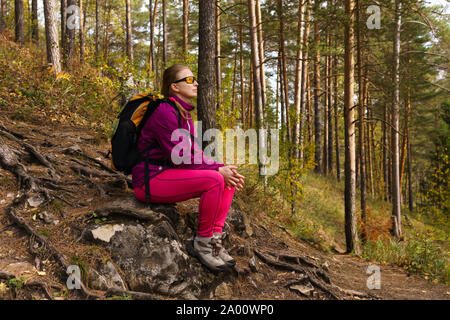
left=299, top=0, right=311, bottom=164
left=256, top=0, right=266, bottom=108
left=79, top=0, right=85, bottom=64
left=323, top=32, right=329, bottom=174
left=240, top=23, right=245, bottom=127
left=294, top=0, right=305, bottom=160
left=162, top=0, right=167, bottom=66
left=356, top=0, right=367, bottom=242
left=95, top=0, right=99, bottom=61
left=215, top=0, right=222, bottom=109
left=313, top=19, right=322, bottom=173
left=31, top=0, right=38, bottom=43
left=391, top=0, right=402, bottom=238
left=125, top=0, right=133, bottom=62
left=0, top=0, right=5, bottom=34
left=43, top=0, right=61, bottom=74
left=183, top=0, right=189, bottom=56
left=66, top=0, right=76, bottom=69
left=334, top=47, right=340, bottom=181
left=198, top=0, right=217, bottom=148
left=344, top=0, right=361, bottom=255
left=278, top=0, right=290, bottom=144
left=14, top=0, right=24, bottom=45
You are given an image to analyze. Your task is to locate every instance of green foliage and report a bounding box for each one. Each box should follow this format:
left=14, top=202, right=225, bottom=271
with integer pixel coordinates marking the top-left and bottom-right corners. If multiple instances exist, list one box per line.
left=8, top=276, right=26, bottom=290
left=362, top=236, right=449, bottom=284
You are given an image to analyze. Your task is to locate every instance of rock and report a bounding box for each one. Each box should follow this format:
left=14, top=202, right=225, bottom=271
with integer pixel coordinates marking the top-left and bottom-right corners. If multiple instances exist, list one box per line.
left=88, top=261, right=127, bottom=291
left=0, top=261, right=36, bottom=279
left=248, top=256, right=259, bottom=273
left=290, top=282, right=314, bottom=297
left=227, top=208, right=252, bottom=238
left=38, top=211, right=55, bottom=224
left=91, top=224, right=124, bottom=243
left=84, top=199, right=232, bottom=299
left=243, top=243, right=253, bottom=257
left=63, top=144, right=82, bottom=155
left=215, top=282, right=232, bottom=300
left=27, top=194, right=45, bottom=208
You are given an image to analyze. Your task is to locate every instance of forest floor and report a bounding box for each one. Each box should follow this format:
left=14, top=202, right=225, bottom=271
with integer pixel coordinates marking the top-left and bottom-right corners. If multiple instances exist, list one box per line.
left=0, top=113, right=449, bottom=300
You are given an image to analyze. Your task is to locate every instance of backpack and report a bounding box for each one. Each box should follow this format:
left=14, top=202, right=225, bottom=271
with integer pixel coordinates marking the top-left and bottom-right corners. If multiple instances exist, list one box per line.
left=109, top=93, right=182, bottom=200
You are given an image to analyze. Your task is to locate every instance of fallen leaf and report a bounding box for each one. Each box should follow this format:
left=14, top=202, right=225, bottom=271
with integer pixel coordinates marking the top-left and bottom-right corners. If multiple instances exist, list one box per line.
left=5, top=231, right=13, bottom=236
left=0, top=282, right=7, bottom=293
left=37, top=271, right=46, bottom=276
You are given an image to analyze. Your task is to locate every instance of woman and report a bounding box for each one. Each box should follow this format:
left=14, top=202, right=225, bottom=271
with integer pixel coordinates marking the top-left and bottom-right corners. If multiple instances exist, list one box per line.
left=132, top=64, right=245, bottom=272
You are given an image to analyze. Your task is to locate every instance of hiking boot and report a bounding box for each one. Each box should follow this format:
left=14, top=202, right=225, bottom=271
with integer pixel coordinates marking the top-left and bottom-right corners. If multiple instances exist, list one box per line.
left=192, top=236, right=228, bottom=272
left=213, top=232, right=236, bottom=267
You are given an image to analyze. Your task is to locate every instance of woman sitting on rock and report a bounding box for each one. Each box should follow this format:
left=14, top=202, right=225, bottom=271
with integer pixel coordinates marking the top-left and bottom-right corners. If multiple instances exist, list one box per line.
left=132, top=64, right=245, bottom=272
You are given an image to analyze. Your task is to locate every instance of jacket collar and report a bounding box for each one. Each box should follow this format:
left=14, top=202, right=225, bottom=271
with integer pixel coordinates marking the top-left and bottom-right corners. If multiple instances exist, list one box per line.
left=169, top=94, right=195, bottom=112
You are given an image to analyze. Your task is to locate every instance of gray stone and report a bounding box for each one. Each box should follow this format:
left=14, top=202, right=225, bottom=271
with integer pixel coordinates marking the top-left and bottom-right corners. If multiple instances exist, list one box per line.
left=227, top=208, right=253, bottom=237
left=27, top=194, right=45, bottom=208
left=91, top=224, right=124, bottom=243
left=38, top=211, right=55, bottom=224
left=290, top=282, right=315, bottom=297
left=84, top=201, right=234, bottom=299
left=88, top=261, right=127, bottom=291
left=214, top=282, right=232, bottom=300
left=248, top=256, right=259, bottom=273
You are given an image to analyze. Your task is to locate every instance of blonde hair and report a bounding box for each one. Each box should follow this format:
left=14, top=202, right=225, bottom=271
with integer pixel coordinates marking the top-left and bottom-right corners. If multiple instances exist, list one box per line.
left=162, top=64, right=192, bottom=121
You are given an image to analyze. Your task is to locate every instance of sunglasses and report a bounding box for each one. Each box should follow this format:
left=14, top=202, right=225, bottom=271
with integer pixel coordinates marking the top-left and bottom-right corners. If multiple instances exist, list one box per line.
left=173, top=76, right=197, bottom=84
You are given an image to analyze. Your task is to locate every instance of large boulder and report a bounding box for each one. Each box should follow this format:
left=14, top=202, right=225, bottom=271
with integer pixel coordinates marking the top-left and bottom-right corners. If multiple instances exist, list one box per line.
left=81, top=198, right=234, bottom=299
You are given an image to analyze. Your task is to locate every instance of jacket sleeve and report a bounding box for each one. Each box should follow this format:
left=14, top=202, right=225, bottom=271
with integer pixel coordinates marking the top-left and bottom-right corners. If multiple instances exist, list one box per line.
left=152, top=103, right=224, bottom=171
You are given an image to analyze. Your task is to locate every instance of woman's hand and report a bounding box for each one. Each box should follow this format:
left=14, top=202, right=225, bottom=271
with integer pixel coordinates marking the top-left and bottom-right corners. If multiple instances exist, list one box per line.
left=218, top=165, right=245, bottom=191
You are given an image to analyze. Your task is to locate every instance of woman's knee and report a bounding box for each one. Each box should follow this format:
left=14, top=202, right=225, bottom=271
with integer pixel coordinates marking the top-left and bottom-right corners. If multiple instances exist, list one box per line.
left=204, top=169, right=224, bottom=190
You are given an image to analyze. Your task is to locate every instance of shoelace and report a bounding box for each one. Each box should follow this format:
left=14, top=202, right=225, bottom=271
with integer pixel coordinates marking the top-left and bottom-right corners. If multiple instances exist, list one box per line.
left=210, top=238, right=221, bottom=257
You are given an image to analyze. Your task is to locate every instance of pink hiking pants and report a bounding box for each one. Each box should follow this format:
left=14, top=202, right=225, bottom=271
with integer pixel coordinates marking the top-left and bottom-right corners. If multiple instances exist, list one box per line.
left=134, top=169, right=235, bottom=237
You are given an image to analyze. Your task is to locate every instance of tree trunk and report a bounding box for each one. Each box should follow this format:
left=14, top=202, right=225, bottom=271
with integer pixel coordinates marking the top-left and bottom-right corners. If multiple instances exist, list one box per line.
left=61, top=0, right=67, bottom=67
left=256, top=0, right=266, bottom=108
left=278, top=0, right=290, bottom=144
left=344, top=0, right=361, bottom=255
left=95, top=0, right=99, bottom=61
left=79, top=0, right=85, bottom=64
left=198, top=0, right=216, bottom=148
left=323, top=33, right=329, bottom=175
left=313, top=20, right=322, bottom=173
left=299, top=0, right=311, bottom=164
left=215, top=0, right=222, bottom=109
left=231, top=37, right=238, bottom=115
left=294, top=0, right=305, bottom=160
left=14, top=0, right=24, bottom=45
left=240, top=23, right=245, bottom=127
left=162, top=0, right=167, bottom=66
left=125, top=0, right=133, bottom=62
left=103, top=0, right=111, bottom=62
left=279, top=49, right=285, bottom=143
left=0, top=0, right=5, bottom=34
left=66, top=0, right=76, bottom=69
left=407, top=120, right=413, bottom=212
left=31, top=0, right=38, bottom=43
left=334, top=48, right=340, bottom=181
left=327, top=34, right=333, bottom=174
left=183, top=0, right=189, bottom=56
left=356, top=0, right=367, bottom=242
left=150, top=0, right=159, bottom=88
left=43, top=0, right=61, bottom=74
left=391, top=0, right=402, bottom=238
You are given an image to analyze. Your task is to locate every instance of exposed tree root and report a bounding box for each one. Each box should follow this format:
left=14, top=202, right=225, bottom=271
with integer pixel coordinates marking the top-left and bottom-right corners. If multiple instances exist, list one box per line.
left=254, top=248, right=343, bottom=300
left=105, top=287, right=157, bottom=300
